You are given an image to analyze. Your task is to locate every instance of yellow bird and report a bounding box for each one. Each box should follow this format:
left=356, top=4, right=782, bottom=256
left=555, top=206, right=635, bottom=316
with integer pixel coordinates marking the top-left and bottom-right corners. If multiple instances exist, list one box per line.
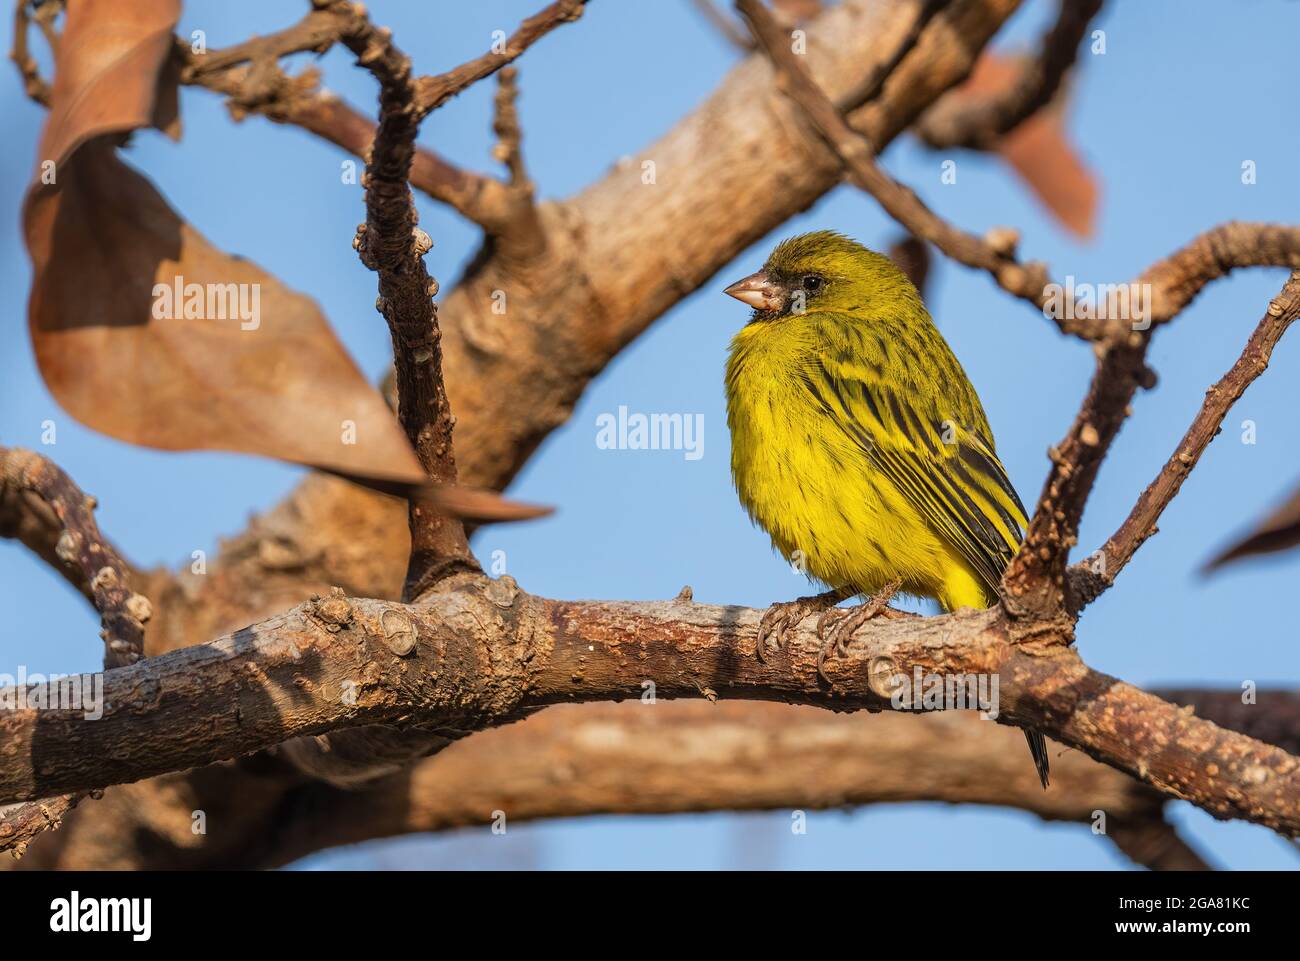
left=724, top=231, right=1048, bottom=787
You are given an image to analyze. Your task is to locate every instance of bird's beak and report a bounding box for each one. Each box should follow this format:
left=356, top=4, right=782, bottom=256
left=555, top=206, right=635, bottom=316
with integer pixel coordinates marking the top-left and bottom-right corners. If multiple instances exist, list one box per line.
left=724, top=271, right=783, bottom=311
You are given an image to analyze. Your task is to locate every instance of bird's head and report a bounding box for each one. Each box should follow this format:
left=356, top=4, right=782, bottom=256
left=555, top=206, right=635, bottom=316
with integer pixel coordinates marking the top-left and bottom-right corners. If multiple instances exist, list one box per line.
left=724, top=230, right=919, bottom=322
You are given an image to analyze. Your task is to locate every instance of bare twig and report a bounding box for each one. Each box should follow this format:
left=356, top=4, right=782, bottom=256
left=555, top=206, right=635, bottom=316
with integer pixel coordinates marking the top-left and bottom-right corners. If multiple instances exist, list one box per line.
left=336, top=5, right=477, bottom=600
left=736, top=0, right=1061, bottom=328
left=917, top=0, right=1102, bottom=149
left=0, top=446, right=148, bottom=857
left=413, top=0, right=587, bottom=116
left=492, top=67, right=529, bottom=190
left=1001, top=339, right=1151, bottom=625
left=1006, top=272, right=1300, bottom=621
left=690, top=0, right=754, bottom=50
left=842, top=0, right=950, bottom=110
left=9, top=0, right=52, bottom=105
left=487, top=67, right=545, bottom=256
left=175, top=0, right=585, bottom=233
left=0, top=448, right=149, bottom=667
left=1069, top=271, right=1300, bottom=609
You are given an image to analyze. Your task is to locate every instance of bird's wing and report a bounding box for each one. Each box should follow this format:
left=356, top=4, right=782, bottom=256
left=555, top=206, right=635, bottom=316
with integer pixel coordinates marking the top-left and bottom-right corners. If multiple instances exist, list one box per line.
left=799, top=348, right=1028, bottom=595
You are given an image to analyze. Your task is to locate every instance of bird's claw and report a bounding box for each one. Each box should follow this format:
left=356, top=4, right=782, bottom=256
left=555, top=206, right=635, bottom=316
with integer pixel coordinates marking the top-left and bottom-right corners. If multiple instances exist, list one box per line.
left=814, top=580, right=903, bottom=683
left=755, top=589, right=849, bottom=663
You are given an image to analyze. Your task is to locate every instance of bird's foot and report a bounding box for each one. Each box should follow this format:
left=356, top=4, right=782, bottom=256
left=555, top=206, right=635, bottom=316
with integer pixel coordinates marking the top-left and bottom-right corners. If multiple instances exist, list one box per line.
left=815, top=579, right=903, bottom=683
left=755, top=587, right=851, bottom=663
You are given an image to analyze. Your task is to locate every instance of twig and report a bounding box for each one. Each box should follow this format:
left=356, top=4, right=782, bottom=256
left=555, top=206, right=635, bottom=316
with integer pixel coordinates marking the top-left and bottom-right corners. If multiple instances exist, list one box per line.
left=736, top=0, right=1062, bottom=330
left=841, top=0, right=949, bottom=110
left=0, top=448, right=149, bottom=667
left=690, top=0, right=754, bottom=50
left=1001, top=339, right=1150, bottom=625
left=488, top=66, right=545, bottom=255
left=0, top=446, right=146, bottom=858
left=335, top=4, right=477, bottom=599
left=1008, top=271, right=1300, bottom=621
left=1069, top=271, right=1300, bottom=609
left=0, top=793, right=82, bottom=861
left=413, top=0, right=586, bottom=116
left=9, top=0, right=52, bottom=105
left=917, top=0, right=1102, bottom=149
left=492, top=67, right=529, bottom=189
left=175, top=0, right=585, bottom=233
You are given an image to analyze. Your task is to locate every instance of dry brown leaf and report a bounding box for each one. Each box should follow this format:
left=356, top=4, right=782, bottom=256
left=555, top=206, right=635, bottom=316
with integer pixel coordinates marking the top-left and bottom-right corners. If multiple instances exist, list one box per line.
left=36, top=0, right=182, bottom=167
left=22, top=0, right=426, bottom=487
left=952, top=53, right=1097, bottom=239
left=24, top=145, right=428, bottom=485
left=427, top=484, right=553, bottom=523
left=1204, top=484, right=1300, bottom=572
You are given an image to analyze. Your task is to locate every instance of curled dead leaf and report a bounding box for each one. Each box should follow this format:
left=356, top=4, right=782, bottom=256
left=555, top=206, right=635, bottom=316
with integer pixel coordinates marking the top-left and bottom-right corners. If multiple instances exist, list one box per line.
left=22, top=0, right=430, bottom=488
left=425, top=483, right=553, bottom=523
left=1204, top=483, right=1300, bottom=572
left=35, top=0, right=181, bottom=168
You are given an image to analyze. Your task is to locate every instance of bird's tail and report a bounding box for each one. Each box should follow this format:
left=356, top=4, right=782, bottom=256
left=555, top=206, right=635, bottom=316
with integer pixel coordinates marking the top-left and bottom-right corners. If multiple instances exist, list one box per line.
left=1024, top=728, right=1050, bottom=789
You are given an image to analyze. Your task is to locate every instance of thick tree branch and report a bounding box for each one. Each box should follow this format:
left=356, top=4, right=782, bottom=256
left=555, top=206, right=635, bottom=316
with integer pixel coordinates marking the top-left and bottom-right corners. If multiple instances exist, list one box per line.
left=260, top=702, right=1211, bottom=871
left=1069, top=271, right=1300, bottom=609
left=4, top=583, right=1299, bottom=837
left=9, top=700, right=1225, bottom=870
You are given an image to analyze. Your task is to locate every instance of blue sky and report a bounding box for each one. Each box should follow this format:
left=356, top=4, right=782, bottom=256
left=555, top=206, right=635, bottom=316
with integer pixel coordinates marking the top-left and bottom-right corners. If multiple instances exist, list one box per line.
left=2, top=1, right=1298, bottom=870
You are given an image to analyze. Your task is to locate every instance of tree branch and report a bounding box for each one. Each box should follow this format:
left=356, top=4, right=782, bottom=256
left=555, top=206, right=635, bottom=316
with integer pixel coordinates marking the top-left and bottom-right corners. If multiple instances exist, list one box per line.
left=0, top=447, right=149, bottom=668
left=412, top=0, right=586, bottom=116
left=9, top=0, right=52, bottom=106
left=8, top=698, right=1230, bottom=870
left=4, top=582, right=1299, bottom=837
left=337, top=3, right=476, bottom=600
left=1006, top=272, right=1300, bottom=621
left=1069, top=271, right=1300, bottom=609
left=736, top=0, right=1059, bottom=326
left=0, top=446, right=155, bottom=856
left=176, top=0, right=584, bottom=234
left=916, top=0, right=1102, bottom=149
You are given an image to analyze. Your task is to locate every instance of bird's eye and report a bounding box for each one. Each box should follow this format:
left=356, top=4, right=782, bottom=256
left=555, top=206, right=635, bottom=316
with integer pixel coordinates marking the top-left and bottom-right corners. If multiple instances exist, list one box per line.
left=801, top=274, right=824, bottom=293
